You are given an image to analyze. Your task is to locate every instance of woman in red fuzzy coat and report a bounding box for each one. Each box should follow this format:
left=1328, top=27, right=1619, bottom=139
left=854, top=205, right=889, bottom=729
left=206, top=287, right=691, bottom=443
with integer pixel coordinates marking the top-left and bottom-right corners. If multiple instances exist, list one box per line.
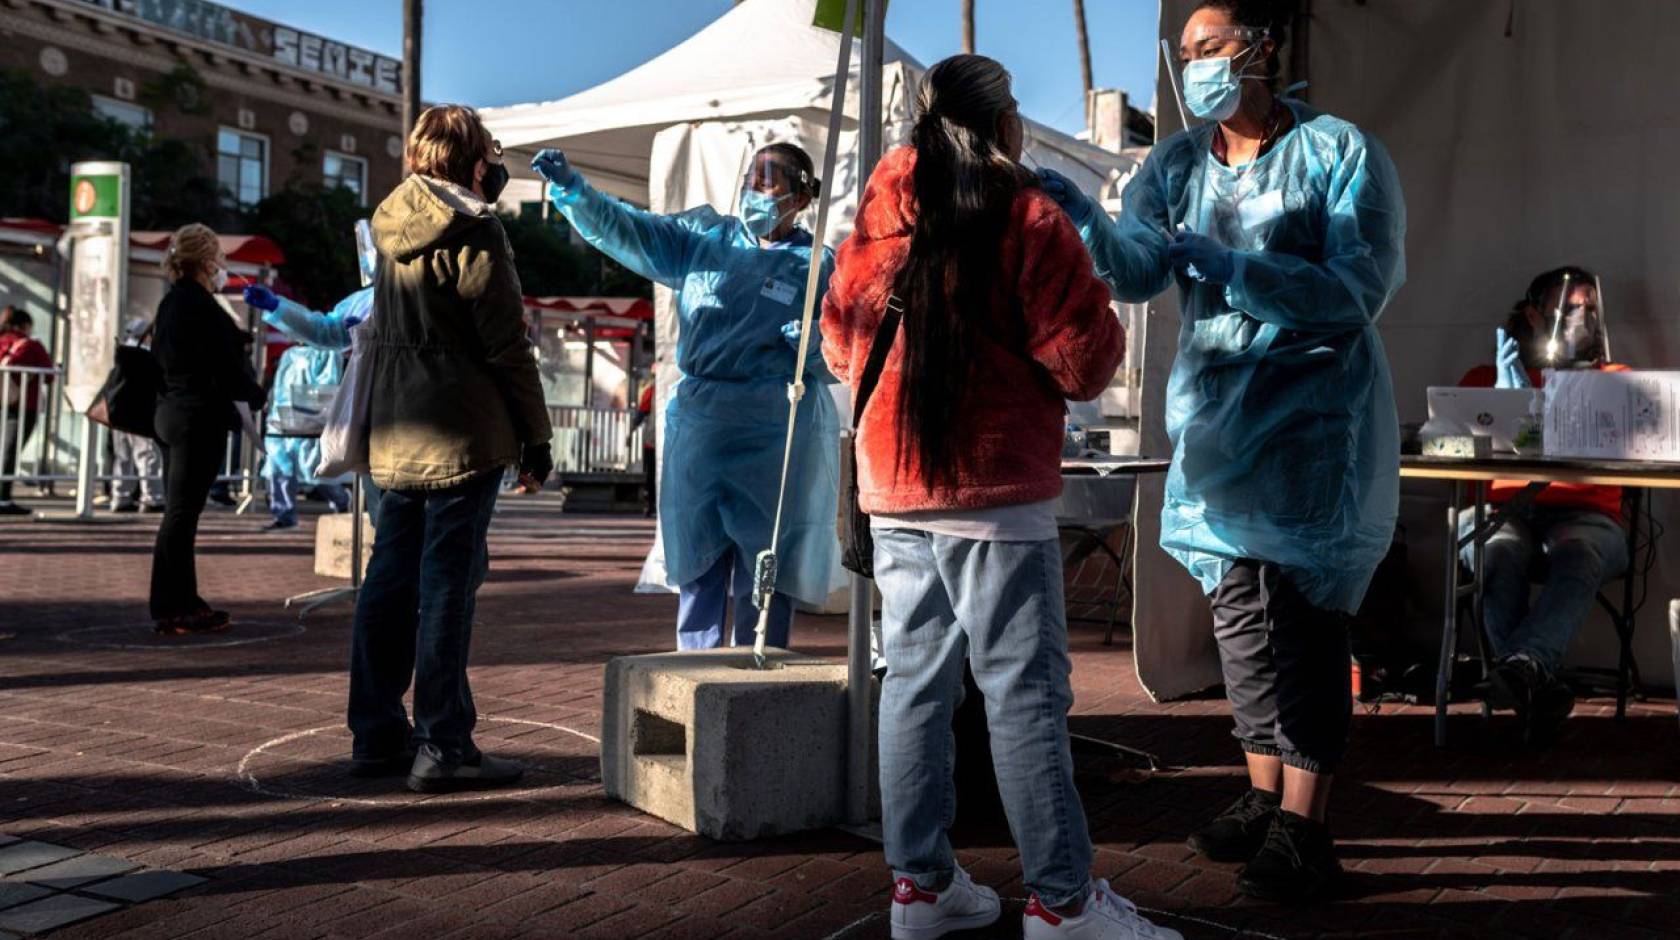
left=821, top=55, right=1173, bottom=940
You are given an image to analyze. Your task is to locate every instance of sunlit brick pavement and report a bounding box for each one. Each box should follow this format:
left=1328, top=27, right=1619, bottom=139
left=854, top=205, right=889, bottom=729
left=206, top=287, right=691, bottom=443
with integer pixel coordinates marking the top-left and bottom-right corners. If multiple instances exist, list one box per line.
left=0, top=494, right=1676, bottom=939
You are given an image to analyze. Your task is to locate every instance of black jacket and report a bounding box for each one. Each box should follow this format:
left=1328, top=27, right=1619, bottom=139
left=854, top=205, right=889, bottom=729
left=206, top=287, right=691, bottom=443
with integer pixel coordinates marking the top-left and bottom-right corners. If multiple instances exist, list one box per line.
left=151, top=279, right=266, bottom=425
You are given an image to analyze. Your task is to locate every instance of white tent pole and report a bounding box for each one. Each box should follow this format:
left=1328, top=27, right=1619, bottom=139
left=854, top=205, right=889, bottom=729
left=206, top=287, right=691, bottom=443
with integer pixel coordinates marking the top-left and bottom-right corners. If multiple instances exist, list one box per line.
left=846, top=0, right=887, bottom=829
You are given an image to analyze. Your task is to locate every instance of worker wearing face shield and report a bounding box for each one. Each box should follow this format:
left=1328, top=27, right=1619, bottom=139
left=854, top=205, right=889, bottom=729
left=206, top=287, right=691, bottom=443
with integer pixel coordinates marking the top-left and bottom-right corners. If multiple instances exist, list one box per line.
left=243, top=221, right=384, bottom=525
left=1463, top=266, right=1629, bottom=745
left=531, top=142, right=842, bottom=652
left=1037, top=0, right=1407, bottom=904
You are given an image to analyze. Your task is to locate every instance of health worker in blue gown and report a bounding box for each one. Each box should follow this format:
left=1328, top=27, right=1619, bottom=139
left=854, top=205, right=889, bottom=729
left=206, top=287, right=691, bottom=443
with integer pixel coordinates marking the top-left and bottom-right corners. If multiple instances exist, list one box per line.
left=241, top=286, right=370, bottom=528
left=532, top=143, right=842, bottom=651
left=243, top=225, right=383, bottom=521
left=1038, top=0, right=1406, bottom=905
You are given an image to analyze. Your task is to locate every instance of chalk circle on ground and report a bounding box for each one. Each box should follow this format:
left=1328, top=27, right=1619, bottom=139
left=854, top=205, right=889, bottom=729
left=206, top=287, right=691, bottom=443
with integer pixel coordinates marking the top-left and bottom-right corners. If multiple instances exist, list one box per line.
left=55, top=620, right=306, bottom=651
left=237, top=716, right=603, bottom=806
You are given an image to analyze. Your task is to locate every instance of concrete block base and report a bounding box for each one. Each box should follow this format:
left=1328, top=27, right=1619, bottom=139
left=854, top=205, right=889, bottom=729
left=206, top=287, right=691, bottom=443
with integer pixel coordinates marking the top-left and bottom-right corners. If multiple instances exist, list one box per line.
left=602, top=648, right=866, bottom=841
left=313, top=513, right=374, bottom=579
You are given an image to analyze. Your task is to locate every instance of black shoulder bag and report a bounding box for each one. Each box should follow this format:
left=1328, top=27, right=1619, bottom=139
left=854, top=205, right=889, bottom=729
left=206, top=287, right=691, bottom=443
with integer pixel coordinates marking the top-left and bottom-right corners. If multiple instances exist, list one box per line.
left=838, top=294, right=904, bottom=578
left=86, top=345, right=161, bottom=439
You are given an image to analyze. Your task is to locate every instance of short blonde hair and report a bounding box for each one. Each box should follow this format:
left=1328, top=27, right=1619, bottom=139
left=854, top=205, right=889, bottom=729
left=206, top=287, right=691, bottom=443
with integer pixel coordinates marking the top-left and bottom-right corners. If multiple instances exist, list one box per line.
left=164, top=223, right=222, bottom=283
left=405, top=105, right=494, bottom=189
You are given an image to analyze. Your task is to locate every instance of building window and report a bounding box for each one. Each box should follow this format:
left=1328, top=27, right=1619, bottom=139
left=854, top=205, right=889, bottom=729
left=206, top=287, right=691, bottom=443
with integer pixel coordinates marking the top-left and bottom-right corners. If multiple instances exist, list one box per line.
left=322, top=151, right=368, bottom=206
left=216, top=128, right=268, bottom=207
left=91, top=95, right=152, bottom=134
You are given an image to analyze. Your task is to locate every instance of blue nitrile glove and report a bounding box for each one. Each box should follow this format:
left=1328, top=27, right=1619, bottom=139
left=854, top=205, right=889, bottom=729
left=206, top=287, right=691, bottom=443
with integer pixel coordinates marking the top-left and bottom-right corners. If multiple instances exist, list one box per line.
left=531, top=148, right=581, bottom=193
left=1495, top=327, right=1531, bottom=389
left=1167, top=231, right=1235, bottom=284
left=242, top=284, right=280, bottom=312
left=780, top=320, right=804, bottom=347
left=1036, top=168, right=1098, bottom=228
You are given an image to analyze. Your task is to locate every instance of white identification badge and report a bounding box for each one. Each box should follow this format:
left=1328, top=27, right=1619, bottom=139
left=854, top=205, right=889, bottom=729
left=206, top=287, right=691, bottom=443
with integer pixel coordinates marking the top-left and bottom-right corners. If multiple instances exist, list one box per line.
left=761, top=278, right=798, bottom=305
left=1237, top=190, right=1286, bottom=232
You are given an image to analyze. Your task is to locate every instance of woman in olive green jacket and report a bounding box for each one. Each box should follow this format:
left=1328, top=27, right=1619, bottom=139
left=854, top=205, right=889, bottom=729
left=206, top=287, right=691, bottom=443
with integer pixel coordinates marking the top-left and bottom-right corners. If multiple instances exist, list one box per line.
left=348, top=105, right=552, bottom=793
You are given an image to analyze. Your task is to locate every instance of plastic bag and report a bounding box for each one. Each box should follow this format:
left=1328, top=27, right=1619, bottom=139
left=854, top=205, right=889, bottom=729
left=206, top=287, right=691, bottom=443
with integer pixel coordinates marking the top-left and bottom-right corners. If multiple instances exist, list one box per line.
left=315, top=343, right=372, bottom=479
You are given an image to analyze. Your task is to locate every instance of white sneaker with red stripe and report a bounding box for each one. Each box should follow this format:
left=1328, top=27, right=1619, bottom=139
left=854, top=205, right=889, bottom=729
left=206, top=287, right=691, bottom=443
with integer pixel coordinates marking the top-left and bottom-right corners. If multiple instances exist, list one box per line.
left=890, top=865, right=1001, bottom=940
left=1023, top=879, right=1182, bottom=940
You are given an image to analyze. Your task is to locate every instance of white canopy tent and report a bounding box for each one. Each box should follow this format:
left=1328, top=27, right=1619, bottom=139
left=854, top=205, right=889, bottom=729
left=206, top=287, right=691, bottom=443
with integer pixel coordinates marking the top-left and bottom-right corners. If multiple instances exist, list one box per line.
left=482, top=0, right=1140, bottom=597
left=1133, top=0, right=1680, bottom=701
left=482, top=0, right=1135, bottom=214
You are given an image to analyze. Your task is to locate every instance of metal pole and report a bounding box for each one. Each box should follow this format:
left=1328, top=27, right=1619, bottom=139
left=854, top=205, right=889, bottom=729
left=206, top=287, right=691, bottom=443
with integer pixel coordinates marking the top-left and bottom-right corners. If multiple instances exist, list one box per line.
left=73, top=420, right=95, bottom=518
left=859, top=0, right=886, bottom=178
left=1434, top=481, right=1461, bottom=748
left=583, top=317, right=596, bottom=407
left=350, top=475, right=364, bottom=590
left=846, top=0, right=887, bottom=828
left=401, top=0, right=424, bottom=153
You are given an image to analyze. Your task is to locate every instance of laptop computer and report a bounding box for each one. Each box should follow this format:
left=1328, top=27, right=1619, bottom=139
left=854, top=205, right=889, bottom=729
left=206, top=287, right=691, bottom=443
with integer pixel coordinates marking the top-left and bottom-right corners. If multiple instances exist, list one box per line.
left=1426, top=387, right=1542, bottom=454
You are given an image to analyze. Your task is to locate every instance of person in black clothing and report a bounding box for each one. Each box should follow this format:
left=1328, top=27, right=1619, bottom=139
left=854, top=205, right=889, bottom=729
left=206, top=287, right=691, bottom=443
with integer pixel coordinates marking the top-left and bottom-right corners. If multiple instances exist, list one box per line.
left=148, top=223, right=266, bottom=635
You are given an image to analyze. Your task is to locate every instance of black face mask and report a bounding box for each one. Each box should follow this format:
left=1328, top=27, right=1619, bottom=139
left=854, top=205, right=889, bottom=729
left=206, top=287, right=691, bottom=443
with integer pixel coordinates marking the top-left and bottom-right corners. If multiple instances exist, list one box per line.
left=480, top=161, right=510, bottom=203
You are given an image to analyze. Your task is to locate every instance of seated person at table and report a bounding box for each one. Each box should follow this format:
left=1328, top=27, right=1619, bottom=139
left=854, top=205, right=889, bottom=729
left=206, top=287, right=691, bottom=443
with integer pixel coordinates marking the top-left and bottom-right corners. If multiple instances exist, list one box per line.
left=1458, top=266, right=1629, bottom=742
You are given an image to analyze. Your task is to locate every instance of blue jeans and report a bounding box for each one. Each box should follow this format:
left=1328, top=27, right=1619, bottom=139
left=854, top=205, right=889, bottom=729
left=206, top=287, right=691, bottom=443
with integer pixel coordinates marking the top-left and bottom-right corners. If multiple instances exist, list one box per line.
left=873, top=528, right=1092, bottom=909
left=362, top=475, right=384, bottom=522
left=1458, top=504, right=1630, bottom=672
left=676, top=546, right=794, bottom=650
left=348, top=469, right=501, bottom=764
left=266, top=468, right=298, bottom=526
left=313, top=482, right=351, bottom=512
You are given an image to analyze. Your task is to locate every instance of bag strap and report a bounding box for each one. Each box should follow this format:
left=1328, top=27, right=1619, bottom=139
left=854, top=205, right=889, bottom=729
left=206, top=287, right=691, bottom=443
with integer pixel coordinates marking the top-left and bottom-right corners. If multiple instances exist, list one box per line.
left=851, top=293, right=904, bottom=432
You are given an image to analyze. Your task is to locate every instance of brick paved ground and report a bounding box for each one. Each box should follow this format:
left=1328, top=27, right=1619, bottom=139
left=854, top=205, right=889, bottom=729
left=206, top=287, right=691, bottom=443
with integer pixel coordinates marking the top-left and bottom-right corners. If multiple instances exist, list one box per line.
left=0, top=494, right=1675, bottom=939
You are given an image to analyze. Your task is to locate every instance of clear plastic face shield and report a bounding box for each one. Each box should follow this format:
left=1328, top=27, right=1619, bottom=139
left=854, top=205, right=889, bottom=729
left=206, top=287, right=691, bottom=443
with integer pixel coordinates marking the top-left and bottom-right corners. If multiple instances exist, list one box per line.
left=1542, top=281, right=1608, bottom=366
left=354, top=218, right=378, bottom=288
left=739, top=151, right=816, bottom=239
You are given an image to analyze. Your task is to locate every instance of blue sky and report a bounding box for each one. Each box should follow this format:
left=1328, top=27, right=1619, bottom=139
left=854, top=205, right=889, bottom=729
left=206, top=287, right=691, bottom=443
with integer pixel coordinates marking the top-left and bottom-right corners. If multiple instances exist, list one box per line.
left=222, top=1, right=1159, bottom=135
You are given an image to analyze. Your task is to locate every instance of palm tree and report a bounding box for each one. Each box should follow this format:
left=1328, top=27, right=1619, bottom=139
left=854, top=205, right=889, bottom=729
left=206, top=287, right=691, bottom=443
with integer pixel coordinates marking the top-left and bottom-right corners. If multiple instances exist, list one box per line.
left=1073, top=0, right=1093, bottom=95
left=962, top=0, right=975, bottom=53
left=1072, top=0, right=1093, bottom=133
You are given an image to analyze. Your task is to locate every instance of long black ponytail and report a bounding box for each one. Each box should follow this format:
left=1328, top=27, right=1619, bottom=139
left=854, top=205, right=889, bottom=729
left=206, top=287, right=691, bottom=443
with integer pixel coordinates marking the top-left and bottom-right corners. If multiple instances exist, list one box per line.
left=892, top=54, right=1031, bottom=488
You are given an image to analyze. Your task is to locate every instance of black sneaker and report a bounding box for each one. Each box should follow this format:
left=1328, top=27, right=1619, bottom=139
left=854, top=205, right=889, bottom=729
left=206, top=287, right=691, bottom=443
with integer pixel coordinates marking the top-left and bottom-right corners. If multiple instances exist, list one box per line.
left=1524, top=673, right=1576, bottom=747
left=406, top=749, right=523, bottom=794
left=1486, top=653, right=1544, bottom=716
left=1188, top=787, right=1280, bottom=862
left=348, top=749, right=418, bottom=778
left=1237, top=810, right=1342, bottom=903
left=0, top=503, right=29, bottom=516
left=113, top=502, right=140, bottom=513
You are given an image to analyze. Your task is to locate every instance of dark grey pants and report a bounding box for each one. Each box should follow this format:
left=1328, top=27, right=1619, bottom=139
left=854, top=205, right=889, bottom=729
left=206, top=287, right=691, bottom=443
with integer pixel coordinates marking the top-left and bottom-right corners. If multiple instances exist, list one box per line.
left=1209, top=560, right=1352, bottom=774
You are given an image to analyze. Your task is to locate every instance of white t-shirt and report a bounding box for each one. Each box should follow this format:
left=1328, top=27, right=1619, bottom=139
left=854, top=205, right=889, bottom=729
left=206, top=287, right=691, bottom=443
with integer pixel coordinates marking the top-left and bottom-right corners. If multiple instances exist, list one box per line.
left=871, top=499, right=1059, bottom=542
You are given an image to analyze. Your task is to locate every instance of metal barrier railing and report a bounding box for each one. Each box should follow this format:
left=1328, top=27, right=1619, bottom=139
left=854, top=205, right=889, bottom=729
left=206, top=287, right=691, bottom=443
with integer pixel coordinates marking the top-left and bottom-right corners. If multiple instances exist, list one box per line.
left=7, top=371, right=645, bottom=500
left=0, top=365, right=59, bottom=493
left=0, top=363, right=255, bottom=500
left=548, top=405, right=643, bottom=475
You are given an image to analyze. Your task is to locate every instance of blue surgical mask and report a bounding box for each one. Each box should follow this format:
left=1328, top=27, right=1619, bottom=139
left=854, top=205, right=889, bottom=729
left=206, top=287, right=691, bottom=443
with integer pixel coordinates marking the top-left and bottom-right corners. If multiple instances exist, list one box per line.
left=740, top=188, right=793, bottom=239
left=1182, top=47, right=1260, bottom=121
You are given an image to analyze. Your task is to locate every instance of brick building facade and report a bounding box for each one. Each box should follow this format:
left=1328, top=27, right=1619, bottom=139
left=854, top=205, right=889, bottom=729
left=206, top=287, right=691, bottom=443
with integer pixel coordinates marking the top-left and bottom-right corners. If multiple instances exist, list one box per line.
left=0, top=0, right=404, bottom=210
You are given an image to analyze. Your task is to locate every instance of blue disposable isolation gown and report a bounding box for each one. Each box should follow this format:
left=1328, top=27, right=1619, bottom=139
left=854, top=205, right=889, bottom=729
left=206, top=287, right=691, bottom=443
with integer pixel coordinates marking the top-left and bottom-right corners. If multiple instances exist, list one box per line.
left=1077, top=100, right=1406, bottom=613
left=552, top=182, right=842, bottom=606
left=261, top=289, right=372, bottom=483
left=264, top=288, right=370, bottom=353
